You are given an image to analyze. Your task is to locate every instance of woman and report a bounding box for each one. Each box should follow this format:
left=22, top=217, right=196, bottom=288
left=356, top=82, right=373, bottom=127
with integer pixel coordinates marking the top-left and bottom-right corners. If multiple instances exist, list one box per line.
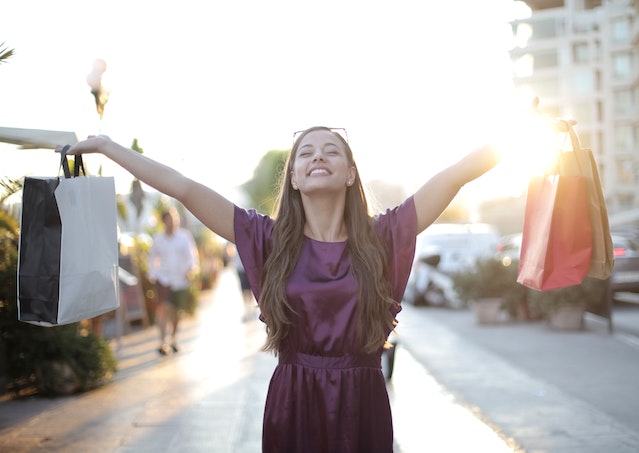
left=57, top=126, right=500, bottom=452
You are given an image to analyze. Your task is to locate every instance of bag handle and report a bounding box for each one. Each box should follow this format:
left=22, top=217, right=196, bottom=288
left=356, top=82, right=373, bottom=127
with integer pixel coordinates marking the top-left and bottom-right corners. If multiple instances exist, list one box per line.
left=549, top=120, right=585, bottom=176
left=59, top=145, right=86, bottom=178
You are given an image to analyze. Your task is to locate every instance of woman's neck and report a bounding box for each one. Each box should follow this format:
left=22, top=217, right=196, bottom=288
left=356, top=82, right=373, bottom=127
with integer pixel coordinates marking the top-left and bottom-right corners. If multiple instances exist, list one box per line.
left=301, top=195, right=348, bottom=242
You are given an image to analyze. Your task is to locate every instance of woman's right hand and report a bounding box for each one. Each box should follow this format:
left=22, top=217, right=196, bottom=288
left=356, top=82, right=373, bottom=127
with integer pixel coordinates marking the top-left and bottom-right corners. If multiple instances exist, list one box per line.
left=55, top=135, right=112, bottom=155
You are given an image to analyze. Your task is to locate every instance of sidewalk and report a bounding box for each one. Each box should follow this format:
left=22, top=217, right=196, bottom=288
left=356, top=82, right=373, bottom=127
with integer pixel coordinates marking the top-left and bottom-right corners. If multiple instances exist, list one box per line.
left=3, top=268, right=639, bottom=452
left=0, top=269, right=516, bottom=452
left=396, top=303, right=639, bottom=453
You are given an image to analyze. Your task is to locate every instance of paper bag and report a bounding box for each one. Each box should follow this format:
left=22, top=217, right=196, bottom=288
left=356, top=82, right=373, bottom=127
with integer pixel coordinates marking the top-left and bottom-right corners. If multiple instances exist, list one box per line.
left=17, top=151, right=119, bottom=326
left=517, top=172, right=593, bottom=291
left=559, top=124, right=614, bottom=279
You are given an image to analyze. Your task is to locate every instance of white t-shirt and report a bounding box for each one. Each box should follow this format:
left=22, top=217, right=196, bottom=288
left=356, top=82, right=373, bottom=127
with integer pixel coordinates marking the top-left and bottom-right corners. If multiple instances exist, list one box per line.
left=148, top=228, right=199, bottom=290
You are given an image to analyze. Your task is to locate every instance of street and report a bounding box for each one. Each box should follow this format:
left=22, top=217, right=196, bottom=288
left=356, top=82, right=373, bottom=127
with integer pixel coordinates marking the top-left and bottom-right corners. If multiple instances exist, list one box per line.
left=0, top=268, right=516, bottom=453
left=3, top=267, right=639, bottom=452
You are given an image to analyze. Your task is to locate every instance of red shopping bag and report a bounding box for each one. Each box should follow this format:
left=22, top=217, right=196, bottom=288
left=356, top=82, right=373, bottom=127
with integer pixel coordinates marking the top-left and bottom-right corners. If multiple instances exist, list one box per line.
left=517, top=172, right=593, bottom=291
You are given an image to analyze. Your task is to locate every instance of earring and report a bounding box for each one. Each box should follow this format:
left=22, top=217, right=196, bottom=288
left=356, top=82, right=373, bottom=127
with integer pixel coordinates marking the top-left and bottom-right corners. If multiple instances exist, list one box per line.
left=346, top=180, right=353, bottom=187
left=292, top=183, right=298, bottom=190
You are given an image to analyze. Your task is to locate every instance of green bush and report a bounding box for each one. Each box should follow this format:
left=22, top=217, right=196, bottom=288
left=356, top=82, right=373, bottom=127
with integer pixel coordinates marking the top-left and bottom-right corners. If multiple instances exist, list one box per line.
left=527, top=276, right=608, bottom=318
left=0, top=210, right=117, bottom=397
left=452, top=257, right=525, bottom=303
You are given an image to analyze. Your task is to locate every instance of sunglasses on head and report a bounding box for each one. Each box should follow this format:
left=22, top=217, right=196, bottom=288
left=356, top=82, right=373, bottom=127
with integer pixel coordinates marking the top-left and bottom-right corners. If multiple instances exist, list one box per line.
left=292, top=127, right=349, bottom=145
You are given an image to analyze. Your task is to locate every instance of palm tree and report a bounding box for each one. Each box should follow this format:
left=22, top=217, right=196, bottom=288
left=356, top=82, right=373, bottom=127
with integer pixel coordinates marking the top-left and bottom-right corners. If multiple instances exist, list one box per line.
left=0, top=42, right=14, bottom=64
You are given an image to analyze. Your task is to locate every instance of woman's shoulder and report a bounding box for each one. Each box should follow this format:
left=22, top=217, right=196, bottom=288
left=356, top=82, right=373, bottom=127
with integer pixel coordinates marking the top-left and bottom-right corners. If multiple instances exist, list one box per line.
left=234, top=204, right=275, bottom=238
left=234, top=204, right=274, bottom=224
left=373, top=196, right=416, bottom=223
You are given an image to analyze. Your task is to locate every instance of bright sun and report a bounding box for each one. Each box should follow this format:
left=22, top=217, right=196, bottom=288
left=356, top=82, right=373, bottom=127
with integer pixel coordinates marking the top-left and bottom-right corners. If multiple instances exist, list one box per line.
left=467, top=110, right=573, bottom=202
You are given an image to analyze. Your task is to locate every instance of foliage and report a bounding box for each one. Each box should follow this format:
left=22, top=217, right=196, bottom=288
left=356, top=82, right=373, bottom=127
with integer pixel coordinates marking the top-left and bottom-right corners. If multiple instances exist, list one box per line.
left=0, top=191, right=117, bottom=397
left=452, top=257, right=526, bottom=304
left=0, top=177, right=22, bottom=205
left=0, top=42, right=15, bottom=64
left=5, top=325, right=117, bottom=396
left=240, top=149, right=288, bottom=214
left=528, top=277, right=607, bottom=317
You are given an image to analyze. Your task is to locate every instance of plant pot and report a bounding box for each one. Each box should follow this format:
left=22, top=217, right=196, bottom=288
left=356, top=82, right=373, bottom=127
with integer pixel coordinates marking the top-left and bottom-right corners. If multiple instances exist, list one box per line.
left=548, top=303, right=584, bottom=330
left=508, top=298, right=533, bottom=322
left=472, top=298, right=503, bottom=325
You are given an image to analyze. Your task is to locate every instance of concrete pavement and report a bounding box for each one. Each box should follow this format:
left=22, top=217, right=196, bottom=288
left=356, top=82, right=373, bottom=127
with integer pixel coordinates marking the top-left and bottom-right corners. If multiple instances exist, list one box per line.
left=396, top=303, right=639, bottom=452
left=2, top=268, right=638, bottom=452
left=0, top=269, right=514, bottom=452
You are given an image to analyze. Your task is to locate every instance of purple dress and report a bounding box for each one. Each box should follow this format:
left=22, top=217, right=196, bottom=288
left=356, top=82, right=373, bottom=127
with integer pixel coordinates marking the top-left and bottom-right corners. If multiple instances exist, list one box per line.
left=234, top=197, right=417, bottom=453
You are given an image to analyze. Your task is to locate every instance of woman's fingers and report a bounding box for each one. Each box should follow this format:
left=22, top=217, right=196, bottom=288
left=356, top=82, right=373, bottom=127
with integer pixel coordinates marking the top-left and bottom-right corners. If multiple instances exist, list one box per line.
left=54, top=135, right=109, bottom=154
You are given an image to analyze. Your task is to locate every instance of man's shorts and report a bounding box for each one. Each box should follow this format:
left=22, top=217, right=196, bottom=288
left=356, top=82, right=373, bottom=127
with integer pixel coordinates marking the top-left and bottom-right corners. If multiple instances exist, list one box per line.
left=156, top=283, right=190, bottom=311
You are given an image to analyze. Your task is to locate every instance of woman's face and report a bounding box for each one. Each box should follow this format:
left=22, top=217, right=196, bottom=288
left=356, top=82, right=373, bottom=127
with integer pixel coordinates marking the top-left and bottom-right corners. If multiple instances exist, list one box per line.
left=290, top=129, right=356, bottom=195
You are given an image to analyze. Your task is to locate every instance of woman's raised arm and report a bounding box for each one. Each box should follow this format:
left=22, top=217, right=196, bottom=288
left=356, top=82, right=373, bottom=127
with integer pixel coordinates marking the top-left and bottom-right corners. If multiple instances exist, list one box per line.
left=412, top=143, right=501, bottom=234
left=57, top=135, right=236, bottom=243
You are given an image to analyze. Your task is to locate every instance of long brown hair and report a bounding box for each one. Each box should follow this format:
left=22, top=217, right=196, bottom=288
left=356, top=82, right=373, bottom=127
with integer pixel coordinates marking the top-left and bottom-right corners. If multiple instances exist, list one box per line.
left=259, top=126, right=396, bottom=354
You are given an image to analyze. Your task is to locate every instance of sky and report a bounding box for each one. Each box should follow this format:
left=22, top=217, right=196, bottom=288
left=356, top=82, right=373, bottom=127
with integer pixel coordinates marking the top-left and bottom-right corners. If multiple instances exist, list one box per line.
left=1, top=0, right=530, bottom=206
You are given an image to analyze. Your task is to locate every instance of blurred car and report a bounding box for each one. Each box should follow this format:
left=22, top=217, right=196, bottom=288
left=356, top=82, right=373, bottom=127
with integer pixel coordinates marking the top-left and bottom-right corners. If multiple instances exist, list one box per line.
left=495, top=233, right=523, bottom=266
left=404, top=223, right=500, bottom=308
left=610, top=232, right=639, bottom=293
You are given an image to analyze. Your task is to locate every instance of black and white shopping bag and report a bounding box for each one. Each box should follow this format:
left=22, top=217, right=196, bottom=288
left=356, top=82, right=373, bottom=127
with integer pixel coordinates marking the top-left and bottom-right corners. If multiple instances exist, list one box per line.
left=17, top=149, right=119, bottom=326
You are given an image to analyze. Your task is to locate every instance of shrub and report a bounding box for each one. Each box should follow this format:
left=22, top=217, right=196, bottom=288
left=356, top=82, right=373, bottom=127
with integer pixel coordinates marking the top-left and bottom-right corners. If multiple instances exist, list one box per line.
left=0, top=209, right=117, bottom=397
left=527, top=276, right=608, bottom=318
left=452, top=257, right=524, bottom=303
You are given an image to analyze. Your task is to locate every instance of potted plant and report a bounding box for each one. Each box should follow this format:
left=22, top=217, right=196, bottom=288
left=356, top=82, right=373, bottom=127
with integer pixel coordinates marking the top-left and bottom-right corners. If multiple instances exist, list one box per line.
left=528, top=277, right=607, bottom=330
left=452, top=256, right=526, bottom=324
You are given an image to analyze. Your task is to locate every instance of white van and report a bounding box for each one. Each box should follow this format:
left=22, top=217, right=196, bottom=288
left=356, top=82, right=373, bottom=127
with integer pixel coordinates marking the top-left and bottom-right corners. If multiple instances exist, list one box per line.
left=404, top=223, right=500, bottom=308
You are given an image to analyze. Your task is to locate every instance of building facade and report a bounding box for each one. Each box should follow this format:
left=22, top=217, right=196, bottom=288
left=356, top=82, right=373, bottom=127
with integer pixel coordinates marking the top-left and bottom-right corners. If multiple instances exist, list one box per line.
left=509, top=0, right=638, bottom=223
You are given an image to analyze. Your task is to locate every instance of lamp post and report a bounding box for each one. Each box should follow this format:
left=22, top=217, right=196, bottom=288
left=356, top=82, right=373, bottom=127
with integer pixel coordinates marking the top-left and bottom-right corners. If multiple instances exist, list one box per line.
left=87, top=59, right=109, bottom=123
left=86, top=58, right=113, bottom=338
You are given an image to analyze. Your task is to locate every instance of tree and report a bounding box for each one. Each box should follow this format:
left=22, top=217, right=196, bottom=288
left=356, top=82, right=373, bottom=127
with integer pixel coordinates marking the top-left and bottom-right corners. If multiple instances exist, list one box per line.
left=0, top=42, right=14, bottom=65
left=240, top=149, right=288, bottom=215
left=129, top=139, right=146, bottom=227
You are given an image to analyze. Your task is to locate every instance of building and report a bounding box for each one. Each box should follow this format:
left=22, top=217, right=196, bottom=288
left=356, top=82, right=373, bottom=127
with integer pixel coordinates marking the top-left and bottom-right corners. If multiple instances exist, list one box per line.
left=508, top=0, right=638, bottom=224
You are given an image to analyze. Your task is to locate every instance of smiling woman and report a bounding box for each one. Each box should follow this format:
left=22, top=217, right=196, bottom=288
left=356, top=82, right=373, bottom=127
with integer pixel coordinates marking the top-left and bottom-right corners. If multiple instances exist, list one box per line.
left=290, top=127, right=357, bottom=203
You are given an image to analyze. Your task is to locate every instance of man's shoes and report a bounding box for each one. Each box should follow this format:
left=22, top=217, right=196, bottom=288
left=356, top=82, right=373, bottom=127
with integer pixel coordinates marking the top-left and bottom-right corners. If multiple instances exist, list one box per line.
left=171, top=344, right=179, bottom=353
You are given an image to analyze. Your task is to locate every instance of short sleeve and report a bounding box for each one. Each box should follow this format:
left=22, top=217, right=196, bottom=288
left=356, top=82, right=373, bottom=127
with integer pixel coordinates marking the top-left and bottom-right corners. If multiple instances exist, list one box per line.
left=233, top=205, right=274, bottom=301
left=374, top=197, right=418, bottom=308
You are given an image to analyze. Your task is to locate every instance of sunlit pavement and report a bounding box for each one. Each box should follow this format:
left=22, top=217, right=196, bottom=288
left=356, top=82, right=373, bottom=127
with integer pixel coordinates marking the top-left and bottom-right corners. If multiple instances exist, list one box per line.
left=389, top=347, right=516, bottom=452
left=0, top=267, right=517, bottom=452
left=395, top=302, right=639, bottom=453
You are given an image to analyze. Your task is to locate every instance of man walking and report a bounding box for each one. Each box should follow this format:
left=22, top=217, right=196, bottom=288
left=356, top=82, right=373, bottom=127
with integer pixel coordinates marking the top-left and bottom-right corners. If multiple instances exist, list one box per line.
left=149, top=208, right=199, bottom=355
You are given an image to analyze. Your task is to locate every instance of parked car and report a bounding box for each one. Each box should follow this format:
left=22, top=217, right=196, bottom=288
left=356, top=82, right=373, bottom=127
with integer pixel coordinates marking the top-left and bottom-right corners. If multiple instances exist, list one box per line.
left=404, top=223, right=500, bottom=308
left=610, top=232, right=639, bottom=294
left=495, top=233, right=523, bottom=266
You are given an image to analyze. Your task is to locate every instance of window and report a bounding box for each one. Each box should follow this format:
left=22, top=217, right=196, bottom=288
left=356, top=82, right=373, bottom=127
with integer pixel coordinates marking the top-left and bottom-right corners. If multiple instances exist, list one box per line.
left=529, top=18, right=562, bottom=41
left=613, top=53, right=631, bottom=79
left=616, top=159, right=634, bottom=185
left=611, top=16, right=631, bottom=43
left=573, top=101, right=596, bottom=122
left=572, top=70, right=594, bottom=94
left=614, top=89, right=633, bottom=116
left=573, top=42, right=589, bottom=63
left=535, top=50, right=558, bottom=70
left=615, top=124, right=633, bottom=150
